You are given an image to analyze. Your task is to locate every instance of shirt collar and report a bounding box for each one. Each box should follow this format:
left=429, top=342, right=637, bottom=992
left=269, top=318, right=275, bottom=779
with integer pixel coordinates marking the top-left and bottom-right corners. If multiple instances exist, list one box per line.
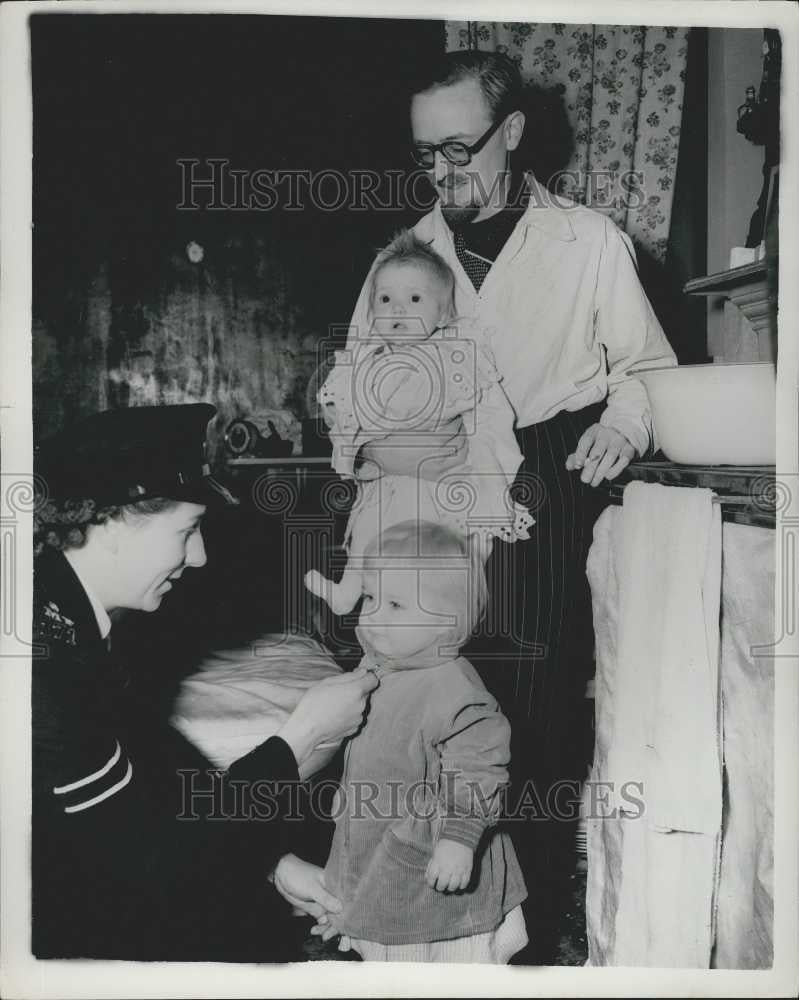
left=64, top=551, right=112, bottom=639
left=518, top=172, right=577, bottom=241
left=432, top=171, right=576, bottom=244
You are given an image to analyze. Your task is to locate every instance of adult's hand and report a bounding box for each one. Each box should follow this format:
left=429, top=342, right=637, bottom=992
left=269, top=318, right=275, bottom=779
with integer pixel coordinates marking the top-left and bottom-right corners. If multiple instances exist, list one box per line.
left=272, top=854, right=342, bottom=924
left=359, top=414, right=468, bottom=481
left=276, top=667, right=378, bottom=770
left=565, top=424, right=636, bottom=487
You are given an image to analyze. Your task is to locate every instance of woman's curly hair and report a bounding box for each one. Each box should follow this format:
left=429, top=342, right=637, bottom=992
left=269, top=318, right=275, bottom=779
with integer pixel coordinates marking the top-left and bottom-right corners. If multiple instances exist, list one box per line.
left=33, top=496, right=177, bottom=556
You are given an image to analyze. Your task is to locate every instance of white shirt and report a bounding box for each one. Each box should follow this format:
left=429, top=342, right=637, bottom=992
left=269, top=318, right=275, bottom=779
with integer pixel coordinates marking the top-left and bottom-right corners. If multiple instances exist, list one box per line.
left=346, top=177, right=677, bottom=457
left=64, top=550, right=112, bottom=640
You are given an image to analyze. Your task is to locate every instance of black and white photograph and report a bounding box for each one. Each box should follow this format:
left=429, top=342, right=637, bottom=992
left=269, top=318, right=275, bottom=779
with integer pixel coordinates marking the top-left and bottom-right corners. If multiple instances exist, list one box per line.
left=1, top=1, right=797, bottom=996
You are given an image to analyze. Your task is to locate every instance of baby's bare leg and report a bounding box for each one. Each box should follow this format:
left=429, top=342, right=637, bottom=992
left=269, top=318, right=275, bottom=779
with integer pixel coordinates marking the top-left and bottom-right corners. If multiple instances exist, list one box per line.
left=304, top=566, right=363, bottom=615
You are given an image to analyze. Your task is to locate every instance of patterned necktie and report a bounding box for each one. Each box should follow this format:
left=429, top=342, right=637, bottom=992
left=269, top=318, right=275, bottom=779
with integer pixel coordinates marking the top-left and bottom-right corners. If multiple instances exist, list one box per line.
left=453, top=229, right=491, bottom=293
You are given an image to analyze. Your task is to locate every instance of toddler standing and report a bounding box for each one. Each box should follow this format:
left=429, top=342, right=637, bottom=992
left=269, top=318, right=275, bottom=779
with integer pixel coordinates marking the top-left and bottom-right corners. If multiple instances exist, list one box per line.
left=313, top=520, right=528, bottom=962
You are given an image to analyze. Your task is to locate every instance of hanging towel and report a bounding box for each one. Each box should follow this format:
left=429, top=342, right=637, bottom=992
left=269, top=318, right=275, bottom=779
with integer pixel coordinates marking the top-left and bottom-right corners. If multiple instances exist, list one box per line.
left=587, top=506, right=775, bottom=968
left=606, top=481, right=723, bottom=835
left=586, top=483, right=725, bottom=967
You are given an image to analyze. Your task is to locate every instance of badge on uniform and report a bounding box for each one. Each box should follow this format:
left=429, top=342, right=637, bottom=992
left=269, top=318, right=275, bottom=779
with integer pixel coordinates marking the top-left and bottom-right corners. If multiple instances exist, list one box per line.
left=40, top=602, right=77, bottom=647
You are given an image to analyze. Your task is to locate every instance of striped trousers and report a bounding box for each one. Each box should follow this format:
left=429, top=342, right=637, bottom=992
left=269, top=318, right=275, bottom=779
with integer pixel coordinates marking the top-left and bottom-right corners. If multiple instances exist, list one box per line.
left=511, top=401, right=607, bottom=774
left=469, top=400, right=607, bottom=758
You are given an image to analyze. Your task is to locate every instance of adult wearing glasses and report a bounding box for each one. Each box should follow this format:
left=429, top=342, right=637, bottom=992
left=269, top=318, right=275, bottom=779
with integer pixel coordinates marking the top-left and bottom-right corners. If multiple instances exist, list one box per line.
left=32, top=404, right=378, bottom=961
left=336, top=50, right=676, bottom=961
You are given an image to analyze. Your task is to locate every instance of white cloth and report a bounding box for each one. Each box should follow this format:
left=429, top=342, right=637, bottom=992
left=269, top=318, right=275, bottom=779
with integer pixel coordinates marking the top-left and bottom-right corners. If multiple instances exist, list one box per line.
left=586, top=507, right=775, bottom=969
left=713, top=523, right=774, bottom=969
left=585, top=483, right=724, bottom=967
left=344, top=175, right=677, bottom=456
left=171, top=632, right=343, bottom=778
left=343, top=903, right=528, bottom=964
left=605, top=482, right=723, bottom=834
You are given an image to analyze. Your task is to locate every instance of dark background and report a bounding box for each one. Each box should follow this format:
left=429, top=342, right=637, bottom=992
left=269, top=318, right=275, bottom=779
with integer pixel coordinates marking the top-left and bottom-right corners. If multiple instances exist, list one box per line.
left=32, top=13, right=448, bottom=311
left=32, top=14, right=446, bottom=437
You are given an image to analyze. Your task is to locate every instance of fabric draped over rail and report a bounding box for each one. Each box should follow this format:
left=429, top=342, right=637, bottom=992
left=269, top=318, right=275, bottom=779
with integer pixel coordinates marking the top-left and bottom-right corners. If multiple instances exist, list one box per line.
left=444, top=22, right=690, bottom=263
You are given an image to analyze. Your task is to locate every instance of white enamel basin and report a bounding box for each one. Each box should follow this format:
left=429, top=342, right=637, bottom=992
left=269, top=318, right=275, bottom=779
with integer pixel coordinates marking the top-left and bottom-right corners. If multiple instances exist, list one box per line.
left=628, top=362, right=776, bottom=465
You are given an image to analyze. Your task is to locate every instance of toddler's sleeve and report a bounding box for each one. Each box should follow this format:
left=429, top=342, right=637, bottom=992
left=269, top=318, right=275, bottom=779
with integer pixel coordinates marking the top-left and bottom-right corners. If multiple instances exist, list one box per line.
left=435, top=683, right=512, bottom=851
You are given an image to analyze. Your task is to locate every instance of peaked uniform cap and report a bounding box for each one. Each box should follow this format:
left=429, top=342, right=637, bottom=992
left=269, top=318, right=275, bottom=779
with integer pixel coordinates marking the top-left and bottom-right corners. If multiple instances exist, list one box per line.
left=36, top=404, right=238, bottom=507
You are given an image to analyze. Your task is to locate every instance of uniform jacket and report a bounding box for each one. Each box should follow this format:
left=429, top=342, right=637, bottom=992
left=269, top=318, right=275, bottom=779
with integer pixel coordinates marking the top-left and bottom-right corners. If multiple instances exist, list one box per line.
left=31, top=548, right=301, bottom=962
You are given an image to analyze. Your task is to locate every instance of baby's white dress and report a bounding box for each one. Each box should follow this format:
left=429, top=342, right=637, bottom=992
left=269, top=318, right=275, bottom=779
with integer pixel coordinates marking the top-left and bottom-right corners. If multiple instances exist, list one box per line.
left=319, top=323, right=533, bottom=567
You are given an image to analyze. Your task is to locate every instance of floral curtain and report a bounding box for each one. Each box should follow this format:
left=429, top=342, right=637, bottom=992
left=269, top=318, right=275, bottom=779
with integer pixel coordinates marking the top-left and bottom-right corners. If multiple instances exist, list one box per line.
left=445, top=22, right=691, bottom=262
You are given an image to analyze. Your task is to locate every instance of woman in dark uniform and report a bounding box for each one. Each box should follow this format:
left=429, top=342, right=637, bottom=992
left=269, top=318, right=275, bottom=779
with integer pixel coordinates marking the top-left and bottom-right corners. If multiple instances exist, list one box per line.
left=31, top=403, right=377, bottom=962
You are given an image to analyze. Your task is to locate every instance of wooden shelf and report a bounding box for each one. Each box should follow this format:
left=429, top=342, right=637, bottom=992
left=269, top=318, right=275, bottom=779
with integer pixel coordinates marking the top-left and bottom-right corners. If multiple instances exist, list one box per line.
left=684, top=260, right=775, bottom=360
left=227, top=456, right=332, bottom=466
left=683, top=260, right=767, bottom=296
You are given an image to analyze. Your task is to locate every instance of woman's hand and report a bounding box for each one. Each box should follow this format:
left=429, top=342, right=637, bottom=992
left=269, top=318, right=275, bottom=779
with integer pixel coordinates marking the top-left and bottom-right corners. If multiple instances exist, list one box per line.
left=565, top=424, right=636, bottom=487
left=272, top=854, right=342, bottom=923
left=276, top=667, right=379, bottom=769
left=359, top=414, right=468, bottom=481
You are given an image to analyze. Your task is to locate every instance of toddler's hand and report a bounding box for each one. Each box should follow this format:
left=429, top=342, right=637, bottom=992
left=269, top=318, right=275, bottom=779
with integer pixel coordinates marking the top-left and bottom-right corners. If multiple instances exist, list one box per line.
left=425, top=838, right=473, bottom=893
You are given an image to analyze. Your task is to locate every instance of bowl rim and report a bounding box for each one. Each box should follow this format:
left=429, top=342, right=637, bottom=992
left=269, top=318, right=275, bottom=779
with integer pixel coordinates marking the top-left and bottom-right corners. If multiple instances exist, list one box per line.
left=626, top=361, right=776, bottom=376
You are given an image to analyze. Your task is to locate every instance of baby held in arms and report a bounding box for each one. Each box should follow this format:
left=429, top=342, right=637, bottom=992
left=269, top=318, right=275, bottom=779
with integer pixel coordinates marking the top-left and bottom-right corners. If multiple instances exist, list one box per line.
left=305, top=229, right=533, bottom=614
left=313, top=520, right=528, bottom=962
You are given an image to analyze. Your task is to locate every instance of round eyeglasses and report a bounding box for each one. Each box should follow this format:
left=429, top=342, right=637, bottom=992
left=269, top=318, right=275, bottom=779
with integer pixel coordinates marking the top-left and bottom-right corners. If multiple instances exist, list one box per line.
left=410, top=115, right=506, bottom=169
